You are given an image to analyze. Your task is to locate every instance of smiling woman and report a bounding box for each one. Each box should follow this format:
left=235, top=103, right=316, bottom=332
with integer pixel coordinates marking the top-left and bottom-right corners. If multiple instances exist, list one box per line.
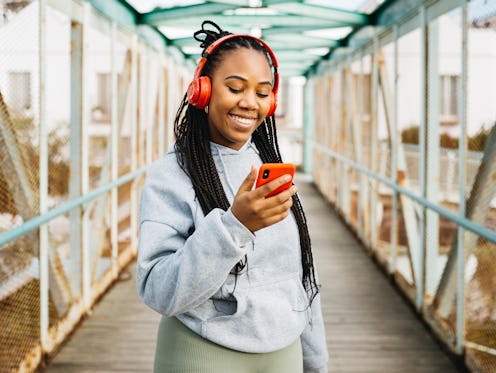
left=136, top=20, right=329, bottom=373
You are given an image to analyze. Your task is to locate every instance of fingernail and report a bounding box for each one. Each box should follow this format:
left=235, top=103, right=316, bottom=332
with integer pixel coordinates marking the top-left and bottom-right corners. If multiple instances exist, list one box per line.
left=283, top=174, right=292, bottom=182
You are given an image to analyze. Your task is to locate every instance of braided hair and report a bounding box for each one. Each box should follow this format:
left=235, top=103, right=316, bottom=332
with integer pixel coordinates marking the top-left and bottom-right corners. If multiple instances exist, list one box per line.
left=174, top=21, right=319, bottom=303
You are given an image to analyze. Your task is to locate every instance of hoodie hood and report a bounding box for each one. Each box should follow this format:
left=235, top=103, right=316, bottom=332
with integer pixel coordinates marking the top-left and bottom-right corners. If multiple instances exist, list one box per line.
left=210, top=139, right=261, bottom=200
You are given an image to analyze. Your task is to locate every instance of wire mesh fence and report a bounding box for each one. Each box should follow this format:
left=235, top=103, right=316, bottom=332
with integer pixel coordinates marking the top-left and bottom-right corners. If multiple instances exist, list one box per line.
left=311, top=0, right=496, bottom=372
left=0, top=1, right=41, bottom=371
left=0, top=0, right=189, bottom=371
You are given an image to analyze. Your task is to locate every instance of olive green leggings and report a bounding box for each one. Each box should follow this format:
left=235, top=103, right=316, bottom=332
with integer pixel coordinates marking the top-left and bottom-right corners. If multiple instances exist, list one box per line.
left=154, top=316, right=303, bottom=373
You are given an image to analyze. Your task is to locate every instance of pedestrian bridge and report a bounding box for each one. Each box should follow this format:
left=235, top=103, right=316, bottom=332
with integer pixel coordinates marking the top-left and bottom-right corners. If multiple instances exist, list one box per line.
left=0, top=0, right=495, bottom=372
left=44, top=176, right=461, bottom=373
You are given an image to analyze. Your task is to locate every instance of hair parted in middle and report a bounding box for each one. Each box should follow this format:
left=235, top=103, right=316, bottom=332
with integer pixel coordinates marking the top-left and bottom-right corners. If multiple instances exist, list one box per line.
left=173, top=20, right=319, bottom=303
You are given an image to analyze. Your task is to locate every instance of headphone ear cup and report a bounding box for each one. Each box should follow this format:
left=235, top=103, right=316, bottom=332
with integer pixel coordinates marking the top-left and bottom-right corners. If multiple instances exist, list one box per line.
left=187, top=76, right=211, bottom=109
left=267, top=91, right=277, bottom=117
left=195, top=76, right=211, bottom=109
left=187, top=79, right=201, bottom=106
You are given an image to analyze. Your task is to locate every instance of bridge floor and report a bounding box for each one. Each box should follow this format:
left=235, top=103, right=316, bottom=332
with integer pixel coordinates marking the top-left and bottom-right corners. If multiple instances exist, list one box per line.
left=45, top=175, right=462, bottom=373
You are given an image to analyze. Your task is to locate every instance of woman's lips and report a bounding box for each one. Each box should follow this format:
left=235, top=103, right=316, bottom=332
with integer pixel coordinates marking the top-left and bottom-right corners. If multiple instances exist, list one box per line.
left=230, top=114, right=257, bottom=128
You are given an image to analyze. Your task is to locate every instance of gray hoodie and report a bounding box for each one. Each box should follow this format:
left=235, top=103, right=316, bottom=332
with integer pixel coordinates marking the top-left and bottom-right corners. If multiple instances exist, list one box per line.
left=136, top=140, right=329, bottom=373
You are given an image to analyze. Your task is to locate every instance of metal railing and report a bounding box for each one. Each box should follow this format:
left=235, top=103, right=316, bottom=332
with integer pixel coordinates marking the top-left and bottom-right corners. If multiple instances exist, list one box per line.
left=306, top=1, right=496, bottom=372
left=0, top=1, right=189, bottom=371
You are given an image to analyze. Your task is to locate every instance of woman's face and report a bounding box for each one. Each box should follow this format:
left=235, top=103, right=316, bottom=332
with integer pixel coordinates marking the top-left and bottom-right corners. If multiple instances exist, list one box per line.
left=207, top=47, right=273, bottom=150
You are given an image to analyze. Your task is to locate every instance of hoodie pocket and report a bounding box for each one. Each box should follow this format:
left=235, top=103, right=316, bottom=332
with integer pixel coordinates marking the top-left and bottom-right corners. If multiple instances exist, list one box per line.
left=203, top=272, right=308, bottom=352
left=212, top=293, right=238, bottom=316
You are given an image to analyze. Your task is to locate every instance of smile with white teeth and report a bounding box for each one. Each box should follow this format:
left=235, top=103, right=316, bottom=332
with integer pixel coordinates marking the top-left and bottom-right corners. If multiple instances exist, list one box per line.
left=230, top=114, right=256, bottom=126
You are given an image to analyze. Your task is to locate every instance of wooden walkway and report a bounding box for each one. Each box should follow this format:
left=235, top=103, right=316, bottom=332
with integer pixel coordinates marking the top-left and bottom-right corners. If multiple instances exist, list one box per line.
left=45, top=176, right=463, bottom=373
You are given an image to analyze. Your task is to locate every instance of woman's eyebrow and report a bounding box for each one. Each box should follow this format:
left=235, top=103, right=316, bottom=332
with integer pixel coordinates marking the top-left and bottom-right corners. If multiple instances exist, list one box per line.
left=225, top=75, right=272, bottom=86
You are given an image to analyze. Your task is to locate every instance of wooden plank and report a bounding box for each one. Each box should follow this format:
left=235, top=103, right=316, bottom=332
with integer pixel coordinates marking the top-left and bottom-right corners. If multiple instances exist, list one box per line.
left=45, top=176, right=461, bottom=372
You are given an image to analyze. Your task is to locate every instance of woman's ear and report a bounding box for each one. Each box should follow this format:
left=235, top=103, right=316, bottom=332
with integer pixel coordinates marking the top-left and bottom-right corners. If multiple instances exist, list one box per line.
left=204, top=105, right=209, bottom=114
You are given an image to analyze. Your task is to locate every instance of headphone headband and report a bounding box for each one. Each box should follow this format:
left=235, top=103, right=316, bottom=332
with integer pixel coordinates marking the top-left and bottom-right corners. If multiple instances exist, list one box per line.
left=187, top=33, right=279, bottom=116
left=197, top=34, right=279, bottom=95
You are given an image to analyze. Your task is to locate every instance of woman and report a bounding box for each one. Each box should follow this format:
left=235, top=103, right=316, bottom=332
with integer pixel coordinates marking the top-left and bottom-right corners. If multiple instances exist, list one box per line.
left=136, top=21, right=328, bottom=373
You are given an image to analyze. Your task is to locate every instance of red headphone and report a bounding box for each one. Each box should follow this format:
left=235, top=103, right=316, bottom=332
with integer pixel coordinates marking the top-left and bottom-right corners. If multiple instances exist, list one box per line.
left=187, top=34, right=279, bottom=117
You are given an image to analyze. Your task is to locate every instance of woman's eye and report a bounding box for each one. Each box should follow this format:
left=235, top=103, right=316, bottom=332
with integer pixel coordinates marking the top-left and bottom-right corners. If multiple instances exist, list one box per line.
left=228, top=87, right=242, bottom=94
left=257, top=93, right=270, bottom=98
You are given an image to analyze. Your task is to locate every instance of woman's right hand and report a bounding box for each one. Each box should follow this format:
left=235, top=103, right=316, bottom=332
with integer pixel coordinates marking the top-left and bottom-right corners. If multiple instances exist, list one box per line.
left=231, top=166, right=297, bottom=233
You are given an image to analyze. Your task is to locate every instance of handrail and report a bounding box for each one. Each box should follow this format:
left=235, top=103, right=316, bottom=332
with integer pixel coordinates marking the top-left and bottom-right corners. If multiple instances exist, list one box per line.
left=313, top=142, right=496, bottom=244
left=0, top=165, right=149, bottom=247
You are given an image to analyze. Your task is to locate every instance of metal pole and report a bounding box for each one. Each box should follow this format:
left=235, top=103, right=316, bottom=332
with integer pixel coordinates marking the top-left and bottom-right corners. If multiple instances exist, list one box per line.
left=145, top=49, right=153, bottom=166
left=456, top=1, right=468, bottom=354
left=111, top=22, right=119, bottom=277
left=425, top=15, right=440, bottom=296
left=166, top=61, right=176, bottom=152
left=38, top=0, right=49, bottom=352
left=303, top=78, right=315, bottom=175
left=390, top=25, right=399, bottom=274
left=81, top=2, right=91, bottom=310
left=417, top=5, right=427, bottom=310
left=370, top=37, right=379, bottom=248
left=130, top=35, right=139, bottom=255
left=158, top=57, right=166, bottom=157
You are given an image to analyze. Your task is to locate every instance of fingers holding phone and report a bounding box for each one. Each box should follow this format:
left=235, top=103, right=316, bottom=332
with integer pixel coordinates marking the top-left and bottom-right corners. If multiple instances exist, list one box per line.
left=255, top=163, right=296, bottom=198
left=231, top=163, right=297, bottom=233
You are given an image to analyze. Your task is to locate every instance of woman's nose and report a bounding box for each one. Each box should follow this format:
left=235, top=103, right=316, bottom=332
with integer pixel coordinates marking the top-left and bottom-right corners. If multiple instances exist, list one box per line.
left=239, top=91, right=258, bottom=109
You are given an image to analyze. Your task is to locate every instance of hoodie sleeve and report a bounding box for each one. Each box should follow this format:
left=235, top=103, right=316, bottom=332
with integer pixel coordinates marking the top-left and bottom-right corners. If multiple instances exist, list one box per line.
left=136, top=158, right=255, bottom=316
left=301, top=292, right=329, bottom=373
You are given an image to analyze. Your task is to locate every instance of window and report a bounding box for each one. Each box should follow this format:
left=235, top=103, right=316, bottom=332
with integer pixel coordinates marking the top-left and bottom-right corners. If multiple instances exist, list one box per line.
left=440, top=75, right=459, bottom=125
left=8, top=71, right=31, bottom=114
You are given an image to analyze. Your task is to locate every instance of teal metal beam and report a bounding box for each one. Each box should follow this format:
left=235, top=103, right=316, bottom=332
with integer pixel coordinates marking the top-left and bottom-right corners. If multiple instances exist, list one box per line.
left=370, top=0, right=465, bottom=29
left=265, top=34, right=339, bottom=49
left=171, top=28, right=340, bottom=49
left=306, top=0, right=464, bottom=78
left=263, top=0, right=300, bottom=4
left=81, top=0, right=174, bottom=53
left=149, top=14, right=344, bottom=28
left=138, top=3, right=238, bottom=26
left=265, top=34, right=339, bottom=46
left=136, top=25, right=170, bottom=51
left=85, top=0, right=137, bottom=30
left=206, top=0, right=299, bottom=5
left=262, top=24, right=348, bottom=36
left=269, top=50, right=320, bottom=61
left=0, top=167, right=149, bottom=247
left=370, top=0, right=421, bottom=27
left=185, top=51, right=320, bottom=68
left=279, top=60, right=315, bottom=69
left=312, top=142, right=496, bottom=245
left=169, top=27, right=252, bottom=47
left=206, top=0, right=250, bottom=5
left=270, top=3, right=369, bottom=26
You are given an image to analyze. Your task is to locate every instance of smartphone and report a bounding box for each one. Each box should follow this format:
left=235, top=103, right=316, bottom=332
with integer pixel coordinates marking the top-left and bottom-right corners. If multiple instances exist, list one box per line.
left=255, top=163, right=296, bottom=198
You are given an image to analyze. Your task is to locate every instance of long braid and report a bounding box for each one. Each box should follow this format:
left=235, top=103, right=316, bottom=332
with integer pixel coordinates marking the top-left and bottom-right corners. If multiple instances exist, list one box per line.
left=175, top=96, right=230, bottom=212
left=253, top=120, right=319, bottom=302
left=174, top=20, right=319, bottom=302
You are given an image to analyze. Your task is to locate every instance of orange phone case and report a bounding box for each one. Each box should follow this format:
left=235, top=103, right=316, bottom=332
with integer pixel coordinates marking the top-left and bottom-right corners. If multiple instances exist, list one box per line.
left=255, top=163, right=296, bottom=198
